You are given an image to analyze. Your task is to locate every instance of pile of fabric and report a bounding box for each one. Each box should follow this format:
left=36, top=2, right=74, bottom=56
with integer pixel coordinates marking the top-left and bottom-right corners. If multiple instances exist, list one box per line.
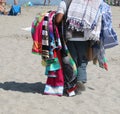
left=31, top=11, right=78, bottom=96
left=31, top=1, right=118, bottom=97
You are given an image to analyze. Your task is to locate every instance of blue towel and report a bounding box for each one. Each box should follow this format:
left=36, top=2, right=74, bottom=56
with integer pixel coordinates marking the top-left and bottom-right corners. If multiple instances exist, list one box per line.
left=9, top=5, right=21, bottom=16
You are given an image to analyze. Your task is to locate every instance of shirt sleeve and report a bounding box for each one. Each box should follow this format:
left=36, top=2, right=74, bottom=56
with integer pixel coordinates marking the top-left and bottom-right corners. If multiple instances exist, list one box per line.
left=56, top=1, right=66, bottom=14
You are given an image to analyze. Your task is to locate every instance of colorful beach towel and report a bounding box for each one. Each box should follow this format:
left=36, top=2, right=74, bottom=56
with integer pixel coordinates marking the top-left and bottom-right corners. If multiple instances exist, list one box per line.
left=31, top=13, right=45, bottom=54
left=9, top=5, right=21, bottom=16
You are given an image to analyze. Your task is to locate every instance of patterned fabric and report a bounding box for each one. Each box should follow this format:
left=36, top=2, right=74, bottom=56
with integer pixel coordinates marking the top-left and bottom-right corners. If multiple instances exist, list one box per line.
left=42, top=11, right=62, bottom=60
left=45, top=58, right=61, bottom=77
left=57, top=21, right=78, bottom=95
left=92, top=41, right=108, bottom=71
left=31, top=13, right=45, bottom=54
left=64, top=0, right=103, bottom=41
left=100, top=2, right=119, bottom=49
left=44, top=85, right=63, bottom=96
left=43, top=14, right=78, bottom=95
left=62, top=44, right=78, bottom=94
left=67, top=0, right=103, bottom=30
left=48, top=11, right=62, bottom=58
left=62, top=44, right=77, bottom=76
left=44, top=50, right=64, bottom=96
left=42, top=12, right=50, bottom=60
left=41, top=11, right=64, bottom=96
left=31, top=11, right=64, bottom=96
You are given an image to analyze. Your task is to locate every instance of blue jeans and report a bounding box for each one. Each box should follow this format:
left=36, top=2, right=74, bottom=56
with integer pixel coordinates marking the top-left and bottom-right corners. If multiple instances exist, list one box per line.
left=67, top=41, right=89, bottom=83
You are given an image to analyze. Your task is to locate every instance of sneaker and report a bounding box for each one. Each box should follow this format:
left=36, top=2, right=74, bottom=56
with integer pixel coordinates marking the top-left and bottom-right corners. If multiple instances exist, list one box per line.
left=76, top=81, right=86, bottom=91
left=75, top=89, right=81, bottom=95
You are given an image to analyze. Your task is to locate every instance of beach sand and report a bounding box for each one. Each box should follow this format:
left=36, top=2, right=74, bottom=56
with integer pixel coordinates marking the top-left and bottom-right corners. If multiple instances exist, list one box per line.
left=0, top=5, right=120, bottom=114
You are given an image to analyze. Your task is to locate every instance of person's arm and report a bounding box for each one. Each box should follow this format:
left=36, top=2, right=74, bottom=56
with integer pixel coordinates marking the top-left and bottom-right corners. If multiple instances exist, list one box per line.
left=0, top=5, right=5, bottom=12
left=55, top=13, right=64, bottom=24
left=55, top=1, right=66, bottom=25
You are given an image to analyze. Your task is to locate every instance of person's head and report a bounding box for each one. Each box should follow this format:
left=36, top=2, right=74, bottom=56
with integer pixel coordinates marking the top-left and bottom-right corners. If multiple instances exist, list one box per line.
left=0, top=0, right=6, bottom=7
left=14, top=0, right=18, bottom=5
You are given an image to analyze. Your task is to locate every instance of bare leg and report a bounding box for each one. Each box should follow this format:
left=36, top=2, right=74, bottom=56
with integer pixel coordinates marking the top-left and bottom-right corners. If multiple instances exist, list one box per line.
left=0, top=5, right=5, bottom=12
left=48, top=0, right=50, bottom=5
left=0, top=5, right=8, bottom=15
left=44, top=0, right=46, bottom=5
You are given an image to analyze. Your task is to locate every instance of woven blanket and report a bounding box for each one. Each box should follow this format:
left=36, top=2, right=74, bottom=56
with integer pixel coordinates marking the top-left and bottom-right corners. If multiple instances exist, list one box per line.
left=67, top=0, right=102, bottom=30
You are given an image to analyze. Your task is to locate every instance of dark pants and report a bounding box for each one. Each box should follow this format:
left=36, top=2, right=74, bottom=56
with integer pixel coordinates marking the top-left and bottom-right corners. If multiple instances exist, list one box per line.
left=67, top=41, right=89, bottom=83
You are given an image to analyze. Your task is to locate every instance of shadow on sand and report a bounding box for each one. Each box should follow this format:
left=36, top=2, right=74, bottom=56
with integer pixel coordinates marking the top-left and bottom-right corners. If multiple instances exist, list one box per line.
left=0, top=81, right=45, bottom=94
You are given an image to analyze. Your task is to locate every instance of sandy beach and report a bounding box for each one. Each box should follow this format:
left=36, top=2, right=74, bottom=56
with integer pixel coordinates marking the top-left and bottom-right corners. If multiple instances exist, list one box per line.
left=0, top=5, right=120, bottom=114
